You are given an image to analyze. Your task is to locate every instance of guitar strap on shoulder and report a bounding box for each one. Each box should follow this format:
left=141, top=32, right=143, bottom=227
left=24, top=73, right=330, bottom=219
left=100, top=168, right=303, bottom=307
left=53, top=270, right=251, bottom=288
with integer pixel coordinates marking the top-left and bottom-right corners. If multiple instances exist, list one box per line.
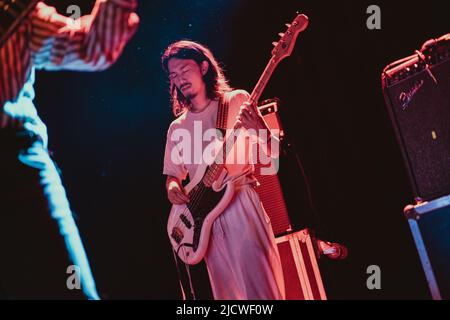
left=215, top=91, right=231, bottom=130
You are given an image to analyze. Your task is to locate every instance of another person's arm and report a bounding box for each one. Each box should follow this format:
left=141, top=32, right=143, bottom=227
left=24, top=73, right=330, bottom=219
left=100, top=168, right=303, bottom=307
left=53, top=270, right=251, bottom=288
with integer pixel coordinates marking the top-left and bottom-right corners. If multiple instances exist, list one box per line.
left=30, top=0, right=139, bottom=71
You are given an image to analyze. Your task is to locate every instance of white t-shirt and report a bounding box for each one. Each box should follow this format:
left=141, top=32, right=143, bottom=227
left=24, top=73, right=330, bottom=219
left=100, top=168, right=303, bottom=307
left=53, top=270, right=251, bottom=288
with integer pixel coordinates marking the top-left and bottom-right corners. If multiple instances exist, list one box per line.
left=163, top=89, right=258, bottom=187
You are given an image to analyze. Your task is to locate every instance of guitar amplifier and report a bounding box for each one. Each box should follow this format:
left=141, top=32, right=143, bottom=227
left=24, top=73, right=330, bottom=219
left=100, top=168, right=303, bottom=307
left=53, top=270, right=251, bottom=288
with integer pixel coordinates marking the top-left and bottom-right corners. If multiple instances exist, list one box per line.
left=0, top=0, right=39, bottom=47
left=382, top=34, right=450, bottom=201
left=404, top=195, right=450, bottom=300
left=255, top=99, right=292, bottom=236
left=276, top=229, right=327, bottom=300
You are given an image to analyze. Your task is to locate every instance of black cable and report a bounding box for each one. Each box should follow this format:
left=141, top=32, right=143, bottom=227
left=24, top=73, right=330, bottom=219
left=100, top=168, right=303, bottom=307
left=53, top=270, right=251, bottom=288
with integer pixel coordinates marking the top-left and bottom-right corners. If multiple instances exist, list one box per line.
left=282, top=137, right=316, bottom=213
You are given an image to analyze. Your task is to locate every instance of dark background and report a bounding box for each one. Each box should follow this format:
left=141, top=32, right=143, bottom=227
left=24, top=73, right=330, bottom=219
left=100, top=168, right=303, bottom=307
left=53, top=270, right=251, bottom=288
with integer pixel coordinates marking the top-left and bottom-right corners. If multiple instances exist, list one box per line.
left=34, top=0, right=448, bottom=299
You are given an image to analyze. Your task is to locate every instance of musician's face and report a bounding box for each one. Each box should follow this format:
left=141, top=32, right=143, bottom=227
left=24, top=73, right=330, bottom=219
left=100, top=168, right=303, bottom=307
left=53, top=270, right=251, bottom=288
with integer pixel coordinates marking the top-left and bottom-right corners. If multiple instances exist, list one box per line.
left=168, top=58, right=208, bottom=100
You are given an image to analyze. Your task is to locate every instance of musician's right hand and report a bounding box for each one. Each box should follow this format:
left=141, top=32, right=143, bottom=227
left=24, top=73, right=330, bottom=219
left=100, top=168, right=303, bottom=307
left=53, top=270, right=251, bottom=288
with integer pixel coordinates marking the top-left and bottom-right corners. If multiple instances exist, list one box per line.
left=167, top=179, right=190, bottom=205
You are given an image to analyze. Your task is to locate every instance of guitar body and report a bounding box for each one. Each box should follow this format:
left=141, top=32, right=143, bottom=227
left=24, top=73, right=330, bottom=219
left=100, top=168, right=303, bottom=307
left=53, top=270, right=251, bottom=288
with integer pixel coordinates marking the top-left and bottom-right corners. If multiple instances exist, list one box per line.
left=167, top=165, right=236, bottom=265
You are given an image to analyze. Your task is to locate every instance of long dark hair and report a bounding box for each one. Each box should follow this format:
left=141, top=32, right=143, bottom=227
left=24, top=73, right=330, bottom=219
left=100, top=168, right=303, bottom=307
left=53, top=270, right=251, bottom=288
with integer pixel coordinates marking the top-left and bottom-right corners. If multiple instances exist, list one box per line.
left=161, top=40, right=232, bottom=116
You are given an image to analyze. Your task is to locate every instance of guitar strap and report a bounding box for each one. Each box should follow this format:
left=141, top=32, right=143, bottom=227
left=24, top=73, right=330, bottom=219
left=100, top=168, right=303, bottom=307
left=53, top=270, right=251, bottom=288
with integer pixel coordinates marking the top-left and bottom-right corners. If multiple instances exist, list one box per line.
left=216, top=92, right=231, bottom=130
left=172, top=250, right=187, bottom=300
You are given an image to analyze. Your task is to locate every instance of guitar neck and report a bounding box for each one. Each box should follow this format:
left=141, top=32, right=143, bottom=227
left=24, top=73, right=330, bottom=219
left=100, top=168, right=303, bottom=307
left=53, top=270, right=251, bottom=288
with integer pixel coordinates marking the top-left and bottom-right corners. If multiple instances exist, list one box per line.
left=0, top=0, right=40, bottom=48
left=248, top=57, right=278, bottom=108
left=201, top=56, right=281, bottom=186
left=199, top=13, right=309, bottom=187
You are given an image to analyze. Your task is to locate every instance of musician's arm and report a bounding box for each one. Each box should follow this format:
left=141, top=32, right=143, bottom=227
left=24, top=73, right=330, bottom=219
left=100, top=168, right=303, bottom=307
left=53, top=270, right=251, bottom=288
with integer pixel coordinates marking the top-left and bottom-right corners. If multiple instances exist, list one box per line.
left=164, top=125, right=190, bottom=204
left=30, top=0, right=139, bottom=71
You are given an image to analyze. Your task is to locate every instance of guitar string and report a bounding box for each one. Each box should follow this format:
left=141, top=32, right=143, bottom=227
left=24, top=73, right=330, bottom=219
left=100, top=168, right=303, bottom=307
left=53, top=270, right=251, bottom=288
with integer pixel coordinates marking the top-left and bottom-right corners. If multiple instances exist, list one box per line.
left=172, top=119, right=243, bottom=247
left=173, top=167, right=224, bottom=250
left=172, top=123, right=246, bottom=251
left=173, top=64, right=262, bottom=234
left=172, top=122, right=252, bottom=250
left=172, top=183, right=208, bottom=256
left=172, top=135, right=228, bottom=236
left=173, top=160, right=222, bottom=231
left=172, top=179, right=207, bottom=231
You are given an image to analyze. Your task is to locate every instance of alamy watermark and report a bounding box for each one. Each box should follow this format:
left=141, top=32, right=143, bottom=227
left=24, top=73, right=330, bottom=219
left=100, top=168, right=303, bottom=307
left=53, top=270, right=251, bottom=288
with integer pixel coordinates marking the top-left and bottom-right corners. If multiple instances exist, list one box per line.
left=66, top=265, right=81, bottom=290
left=366, top=265, right=381, bottom=290
left=66, top=5, right=82, bottom=30
left=169, top=123, right=280, bottom=175
left=366, top=5, right=381, bottom=30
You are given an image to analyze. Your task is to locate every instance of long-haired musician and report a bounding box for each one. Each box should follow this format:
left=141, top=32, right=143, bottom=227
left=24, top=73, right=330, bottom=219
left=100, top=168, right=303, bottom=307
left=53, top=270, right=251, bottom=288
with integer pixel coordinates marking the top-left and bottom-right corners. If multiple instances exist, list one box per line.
left=161, top=40, right=285, bottom=300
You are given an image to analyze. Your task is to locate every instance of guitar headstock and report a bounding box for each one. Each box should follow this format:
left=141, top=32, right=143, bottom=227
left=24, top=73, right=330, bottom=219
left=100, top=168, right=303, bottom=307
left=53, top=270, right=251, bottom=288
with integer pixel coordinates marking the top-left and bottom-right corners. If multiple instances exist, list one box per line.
left=271, top=14, right=309, bottom=62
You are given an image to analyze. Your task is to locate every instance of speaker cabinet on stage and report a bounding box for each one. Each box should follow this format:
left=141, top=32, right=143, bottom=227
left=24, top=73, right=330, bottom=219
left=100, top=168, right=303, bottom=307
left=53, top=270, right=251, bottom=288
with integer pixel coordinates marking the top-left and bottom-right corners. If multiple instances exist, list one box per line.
left=255, top=99, right=292, bottom=236
left=404, top=195, right=450, bottom=300
left=255, top=100, right=327, bottom=300
left=276, top=229, right=327, bottom=300
left=382, top=35, right=450, bottom=200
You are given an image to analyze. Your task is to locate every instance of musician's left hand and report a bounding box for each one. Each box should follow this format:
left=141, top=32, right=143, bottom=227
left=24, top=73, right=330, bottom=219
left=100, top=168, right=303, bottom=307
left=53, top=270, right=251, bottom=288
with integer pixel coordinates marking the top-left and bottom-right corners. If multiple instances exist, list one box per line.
left=236, top=102, right=268, bottom=131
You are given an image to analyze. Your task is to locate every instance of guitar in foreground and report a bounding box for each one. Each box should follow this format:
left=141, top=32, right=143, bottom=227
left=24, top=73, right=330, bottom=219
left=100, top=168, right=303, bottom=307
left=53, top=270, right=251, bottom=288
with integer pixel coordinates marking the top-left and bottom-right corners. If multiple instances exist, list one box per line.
left=167, top=13, right=309, bottom=265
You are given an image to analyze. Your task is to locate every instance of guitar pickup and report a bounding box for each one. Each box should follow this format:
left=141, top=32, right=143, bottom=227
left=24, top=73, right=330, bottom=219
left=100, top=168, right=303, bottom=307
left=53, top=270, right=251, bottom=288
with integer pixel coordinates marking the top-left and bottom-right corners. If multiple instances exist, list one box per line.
left=171, top=227, right=183, bottom=244
left=180, top=214, right=192, bottom=229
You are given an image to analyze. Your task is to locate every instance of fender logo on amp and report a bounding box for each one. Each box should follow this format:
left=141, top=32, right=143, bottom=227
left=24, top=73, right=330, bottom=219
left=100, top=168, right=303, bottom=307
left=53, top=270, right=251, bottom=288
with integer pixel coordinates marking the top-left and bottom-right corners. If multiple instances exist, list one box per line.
left=399, top=80, right=424, bottom=110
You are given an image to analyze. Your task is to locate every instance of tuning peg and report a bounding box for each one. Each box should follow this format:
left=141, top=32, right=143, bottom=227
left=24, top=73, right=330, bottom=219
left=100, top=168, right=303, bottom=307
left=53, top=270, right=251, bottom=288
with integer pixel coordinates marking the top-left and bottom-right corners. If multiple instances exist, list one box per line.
left=285, top=23, right=291, bottom=28
left=272, top=42, right=278, bottom=46
left=278, top=33, right=285, bottom=37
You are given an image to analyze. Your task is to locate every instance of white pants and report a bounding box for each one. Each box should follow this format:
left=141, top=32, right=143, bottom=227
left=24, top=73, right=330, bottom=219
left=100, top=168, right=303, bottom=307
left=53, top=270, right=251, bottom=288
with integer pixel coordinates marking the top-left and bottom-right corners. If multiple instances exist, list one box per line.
left=204, top=185, right=286, bottom=300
